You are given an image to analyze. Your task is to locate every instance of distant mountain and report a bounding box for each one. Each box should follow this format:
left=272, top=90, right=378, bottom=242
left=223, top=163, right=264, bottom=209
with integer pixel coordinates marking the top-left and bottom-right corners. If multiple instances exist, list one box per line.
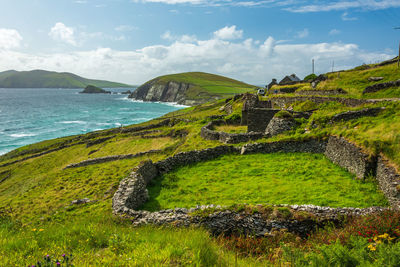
left=0, top=70, right=131, bottom=88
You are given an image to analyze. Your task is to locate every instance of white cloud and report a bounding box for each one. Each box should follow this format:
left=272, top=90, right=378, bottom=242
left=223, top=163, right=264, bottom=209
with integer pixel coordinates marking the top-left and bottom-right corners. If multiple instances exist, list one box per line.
left=115, top=25, right=137, bottom=32
left=296, top=28, right=309, bottom=38
left=329, top=29, right=341, bottom=35
left=161, top=30, right=197, bottom=43
left=286, top=0, right=400, bottom=13
left=0, top=27, right=394, bottom=85
left=0, top=28, right=22, bottom=50
left=341, top=12, right=358, bottom=21
left=214, top=26, right=243, bottom=40
left=49, top=23, right=77, bottom=46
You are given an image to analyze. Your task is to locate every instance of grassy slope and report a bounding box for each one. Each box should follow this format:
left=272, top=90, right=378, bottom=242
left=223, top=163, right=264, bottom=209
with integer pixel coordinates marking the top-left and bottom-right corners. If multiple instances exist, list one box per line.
left=269, top=61, right=400, bottom=98
left=1, top=62, right=400, bottom=265
left=157, top=72, right=257, bottom=99
left=0, top=70, right=131, bottom=88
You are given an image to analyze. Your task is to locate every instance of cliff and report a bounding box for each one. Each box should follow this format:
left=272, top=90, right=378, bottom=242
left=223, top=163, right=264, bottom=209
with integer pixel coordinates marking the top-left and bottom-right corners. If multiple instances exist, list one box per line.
left=129, top=72, right=256, bottom=106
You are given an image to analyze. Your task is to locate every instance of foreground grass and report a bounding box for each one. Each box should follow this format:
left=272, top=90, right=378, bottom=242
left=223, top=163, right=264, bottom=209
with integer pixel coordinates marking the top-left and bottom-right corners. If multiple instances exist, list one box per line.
left=142, top=153, right=388, bottom=211
left=0, top=211, right=263, bottom=266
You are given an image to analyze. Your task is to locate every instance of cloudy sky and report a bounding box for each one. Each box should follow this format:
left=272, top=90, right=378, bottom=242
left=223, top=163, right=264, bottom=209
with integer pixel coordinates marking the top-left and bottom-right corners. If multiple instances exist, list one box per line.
left=0, top=0, right=399, bottom=85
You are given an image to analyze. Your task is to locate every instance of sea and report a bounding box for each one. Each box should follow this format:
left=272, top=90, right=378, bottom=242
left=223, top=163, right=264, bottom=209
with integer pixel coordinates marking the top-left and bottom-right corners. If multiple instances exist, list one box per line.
left=0, top=88, right=187, bottom=156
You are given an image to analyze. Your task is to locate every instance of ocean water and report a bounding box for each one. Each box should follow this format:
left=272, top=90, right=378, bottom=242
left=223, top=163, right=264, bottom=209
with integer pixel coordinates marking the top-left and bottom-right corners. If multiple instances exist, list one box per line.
left=0, top=88, right=186, bottom=155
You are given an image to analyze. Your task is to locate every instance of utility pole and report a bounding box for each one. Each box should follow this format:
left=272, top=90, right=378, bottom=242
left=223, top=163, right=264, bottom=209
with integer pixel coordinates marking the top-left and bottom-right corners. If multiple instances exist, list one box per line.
left=395, top=27, right=400, bottom=68
left=312, top=59, right=315, bottom=74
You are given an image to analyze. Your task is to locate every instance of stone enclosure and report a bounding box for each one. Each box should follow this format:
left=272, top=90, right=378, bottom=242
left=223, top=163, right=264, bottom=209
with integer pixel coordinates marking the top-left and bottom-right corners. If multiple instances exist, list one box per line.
left=112, top=136, right=400, bottom=236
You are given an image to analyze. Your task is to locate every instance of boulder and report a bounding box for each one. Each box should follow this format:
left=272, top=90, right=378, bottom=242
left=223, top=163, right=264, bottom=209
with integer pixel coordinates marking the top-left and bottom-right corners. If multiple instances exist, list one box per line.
left=265, top=116, right=297, bottom=137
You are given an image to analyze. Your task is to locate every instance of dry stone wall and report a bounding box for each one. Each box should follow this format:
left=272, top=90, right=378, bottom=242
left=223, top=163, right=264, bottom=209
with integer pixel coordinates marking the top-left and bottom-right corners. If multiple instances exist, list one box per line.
left=247, top=108, right=280, bottom=132
left=330, top=107, right=384, bottom=123
left=324, top=136, right=376, bottom=179
left=376, top=157, right=400, bottom=207
left=295, top=89, right=347, bottom=96
left=363, top=79, right=400, bottom=94
left=200, top=120, right=263, bottom=144
left=121, top=204, right=386, bottom=237
left=268, top=96, right=378, bottom=109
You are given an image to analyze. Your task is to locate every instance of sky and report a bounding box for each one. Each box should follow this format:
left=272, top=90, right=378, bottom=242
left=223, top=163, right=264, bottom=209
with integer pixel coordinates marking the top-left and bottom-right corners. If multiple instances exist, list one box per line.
left=0, top=0, right=400, bottom=85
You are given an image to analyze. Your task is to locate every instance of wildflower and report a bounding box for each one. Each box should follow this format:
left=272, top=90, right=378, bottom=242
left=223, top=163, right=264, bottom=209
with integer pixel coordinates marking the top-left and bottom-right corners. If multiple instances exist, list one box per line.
left=32, top=228, right=37, bottom=231
left=62, top=254, right=66, bottom=257
left=39, top=229, right=44, bottom=232
left=368, top=244, right=376, bottom=251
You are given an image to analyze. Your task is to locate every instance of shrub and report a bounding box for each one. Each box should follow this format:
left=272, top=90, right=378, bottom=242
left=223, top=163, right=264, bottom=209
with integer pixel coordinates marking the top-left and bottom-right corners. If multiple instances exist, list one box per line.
left=274, top=110, right=293, bottom=119
left=304, top=74, right=317, bottom=82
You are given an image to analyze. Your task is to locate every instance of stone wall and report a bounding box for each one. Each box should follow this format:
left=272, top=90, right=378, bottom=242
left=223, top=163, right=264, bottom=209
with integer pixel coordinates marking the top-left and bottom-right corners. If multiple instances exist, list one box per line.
left=363, top=79, right=400, bottom=94
left=200, top=120, right=263, bottom=144
left=295, top=89, right=347, bottom=96
left=112, top=160, right=159, bottom=213
left=241, top=139, right=327, bottom=155
left=268, top=96, right=377, bottom=109
left=64, top=149, right=161, bottom=169
left=324, top=136, right=376, bottom=179
left=247, top=108, right=280, bottom=132
left=120, top=204, right=386, bottom=237
left=376, top=157, right=400, bottom=207
left=330, top=107, right=384, bottom=123
left=155, top=145, right=240, bottom=174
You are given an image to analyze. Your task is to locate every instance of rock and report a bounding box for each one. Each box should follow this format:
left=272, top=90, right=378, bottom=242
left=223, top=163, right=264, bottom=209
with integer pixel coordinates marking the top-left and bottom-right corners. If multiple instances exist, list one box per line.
left=121, top=90, right=132, bottom=94
left=310, top=74, right=327, bottom=88
left=265, top=117, right=297, bottom=137
left=71, top=198, right=91, bottom=205
left=363, top=79, right=400, bottom=94
left=368, top=77, right=384, bottom=82
left=80, top=85, right=111, bottom=94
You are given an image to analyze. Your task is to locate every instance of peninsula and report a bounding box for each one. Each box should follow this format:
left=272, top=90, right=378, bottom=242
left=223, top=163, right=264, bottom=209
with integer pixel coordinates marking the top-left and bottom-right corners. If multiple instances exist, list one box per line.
left=0, top=69, right=131, bottom=88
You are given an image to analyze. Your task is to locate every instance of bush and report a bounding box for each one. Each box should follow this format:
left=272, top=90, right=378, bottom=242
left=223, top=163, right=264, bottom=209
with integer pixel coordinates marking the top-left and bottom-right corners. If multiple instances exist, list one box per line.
left=275, top=110, right=293, bottom=119
left=304, top=74, right=317, bottom=82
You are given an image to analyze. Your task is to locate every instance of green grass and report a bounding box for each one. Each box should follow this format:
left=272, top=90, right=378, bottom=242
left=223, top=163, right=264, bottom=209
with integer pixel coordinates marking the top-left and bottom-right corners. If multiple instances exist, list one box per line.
left=214, top=125, right=247, bottom=133
left=142, top=153, right=388, bottom=211
left=0, top=211, right=263, bottom=266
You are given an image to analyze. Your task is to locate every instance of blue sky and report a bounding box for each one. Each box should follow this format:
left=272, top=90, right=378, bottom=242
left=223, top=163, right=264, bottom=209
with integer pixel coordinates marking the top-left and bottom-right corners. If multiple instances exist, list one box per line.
left=0, top=0, right=399, bottom=85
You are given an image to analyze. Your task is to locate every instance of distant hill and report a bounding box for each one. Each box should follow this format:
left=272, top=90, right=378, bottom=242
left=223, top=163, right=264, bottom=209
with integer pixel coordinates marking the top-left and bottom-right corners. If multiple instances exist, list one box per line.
left=0, top=70, right=131, bottom=88
left=129, top=71, right=257, bottom=106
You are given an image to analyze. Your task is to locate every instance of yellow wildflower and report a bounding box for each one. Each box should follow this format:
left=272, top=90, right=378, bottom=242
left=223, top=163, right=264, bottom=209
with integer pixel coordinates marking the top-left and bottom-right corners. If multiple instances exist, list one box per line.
left=32, top=228, right=37, bottom=231
left=39, top=229, right=44, bottom=232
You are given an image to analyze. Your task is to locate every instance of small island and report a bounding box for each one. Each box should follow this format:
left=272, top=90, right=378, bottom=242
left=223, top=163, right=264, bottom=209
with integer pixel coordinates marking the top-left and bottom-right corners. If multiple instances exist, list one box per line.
left=80, top=85, right=111, bottom=94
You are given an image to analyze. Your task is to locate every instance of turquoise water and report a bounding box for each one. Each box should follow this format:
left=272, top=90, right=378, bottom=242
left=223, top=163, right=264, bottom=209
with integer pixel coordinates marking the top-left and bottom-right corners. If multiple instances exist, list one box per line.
left=0, top=88, right=186, bottom=155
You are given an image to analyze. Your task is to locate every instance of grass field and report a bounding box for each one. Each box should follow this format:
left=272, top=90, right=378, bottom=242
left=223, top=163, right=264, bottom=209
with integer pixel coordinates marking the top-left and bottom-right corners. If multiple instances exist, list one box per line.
left=142, top=153, right=388, bottom=211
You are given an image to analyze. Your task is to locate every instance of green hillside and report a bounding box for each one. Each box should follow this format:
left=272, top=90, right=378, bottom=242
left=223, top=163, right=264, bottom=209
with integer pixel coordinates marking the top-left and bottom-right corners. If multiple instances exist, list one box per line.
left=2, top=62, right=400, bottom=265
left=0, top=70, right=131, bottom=88
left=130, top=72, right=257, bottom=105
left=158, top=72, right=257, bottom=95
